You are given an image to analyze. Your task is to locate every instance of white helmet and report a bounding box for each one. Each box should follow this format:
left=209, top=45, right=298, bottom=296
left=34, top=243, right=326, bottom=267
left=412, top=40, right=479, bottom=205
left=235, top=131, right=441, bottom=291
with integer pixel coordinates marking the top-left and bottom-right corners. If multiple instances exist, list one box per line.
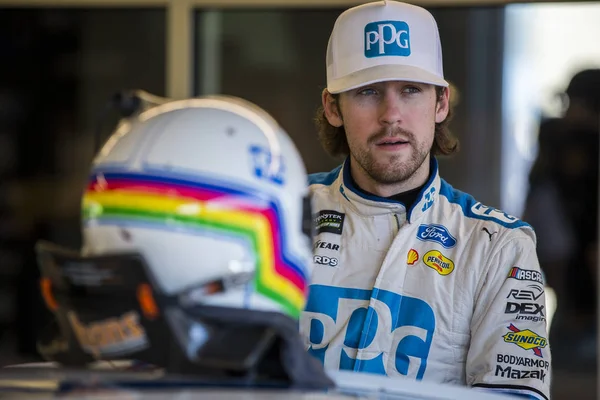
left=82, top=95, right=313, bottom=320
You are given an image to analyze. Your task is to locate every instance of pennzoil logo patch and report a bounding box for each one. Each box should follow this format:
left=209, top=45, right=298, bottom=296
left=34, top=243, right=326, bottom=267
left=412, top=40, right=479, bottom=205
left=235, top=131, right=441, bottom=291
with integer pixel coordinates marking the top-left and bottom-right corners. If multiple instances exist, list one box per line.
left=423, top=250, right=455, bottom=275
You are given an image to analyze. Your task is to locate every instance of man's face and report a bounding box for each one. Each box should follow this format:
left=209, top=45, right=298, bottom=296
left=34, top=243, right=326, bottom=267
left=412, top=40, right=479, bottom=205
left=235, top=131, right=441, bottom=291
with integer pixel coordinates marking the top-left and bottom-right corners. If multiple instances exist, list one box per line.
left=324, top=81, right=449, bottom=185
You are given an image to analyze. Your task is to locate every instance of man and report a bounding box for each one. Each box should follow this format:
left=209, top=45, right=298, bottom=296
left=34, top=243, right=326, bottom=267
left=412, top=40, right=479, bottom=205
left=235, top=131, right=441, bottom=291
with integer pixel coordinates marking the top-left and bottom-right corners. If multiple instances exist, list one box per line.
left=299, top=2, right=551, bottom=400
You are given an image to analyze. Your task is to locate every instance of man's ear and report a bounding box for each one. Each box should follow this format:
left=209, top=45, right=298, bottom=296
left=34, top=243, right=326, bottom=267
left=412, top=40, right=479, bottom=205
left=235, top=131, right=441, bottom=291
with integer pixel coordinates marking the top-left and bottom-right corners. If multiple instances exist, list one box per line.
left=322, top=89, right=343, bottom=127
left=435, top=86, right=450, bottom=123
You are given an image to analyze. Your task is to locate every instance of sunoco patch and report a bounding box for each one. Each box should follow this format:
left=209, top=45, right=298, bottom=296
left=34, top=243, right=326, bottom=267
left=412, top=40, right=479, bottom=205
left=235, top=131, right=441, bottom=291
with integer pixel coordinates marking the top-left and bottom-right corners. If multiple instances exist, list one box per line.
left=314, top=210, right=345, bottom=235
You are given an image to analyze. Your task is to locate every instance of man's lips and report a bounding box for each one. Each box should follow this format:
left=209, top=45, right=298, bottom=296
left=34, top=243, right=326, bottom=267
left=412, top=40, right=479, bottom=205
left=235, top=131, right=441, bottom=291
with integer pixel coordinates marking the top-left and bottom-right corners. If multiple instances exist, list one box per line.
left=375, top=138, right=409, bottom=146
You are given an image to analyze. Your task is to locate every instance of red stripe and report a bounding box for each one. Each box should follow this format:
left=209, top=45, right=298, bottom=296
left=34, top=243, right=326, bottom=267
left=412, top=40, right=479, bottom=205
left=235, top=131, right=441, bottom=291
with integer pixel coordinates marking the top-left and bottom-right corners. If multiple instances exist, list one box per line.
left=87, top=179, right=227, bottom=202
left=261, top=207, right=307, bottom=293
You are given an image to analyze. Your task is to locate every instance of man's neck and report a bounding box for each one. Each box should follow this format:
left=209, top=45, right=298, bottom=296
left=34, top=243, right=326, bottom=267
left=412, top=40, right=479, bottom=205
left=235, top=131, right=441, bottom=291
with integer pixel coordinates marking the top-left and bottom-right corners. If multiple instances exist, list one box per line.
left=349, top=155, right=431, bottom=198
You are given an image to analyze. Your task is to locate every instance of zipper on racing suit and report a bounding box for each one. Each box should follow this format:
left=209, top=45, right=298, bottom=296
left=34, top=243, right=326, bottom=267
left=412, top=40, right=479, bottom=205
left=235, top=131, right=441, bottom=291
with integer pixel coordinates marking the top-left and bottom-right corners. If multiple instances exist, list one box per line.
left=393, top=214, right=401, bottom=234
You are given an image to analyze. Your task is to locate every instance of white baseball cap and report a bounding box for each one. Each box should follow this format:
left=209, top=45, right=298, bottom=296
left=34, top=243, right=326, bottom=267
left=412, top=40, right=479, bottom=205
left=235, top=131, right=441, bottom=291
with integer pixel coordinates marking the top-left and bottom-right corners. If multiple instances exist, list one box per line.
left=326, top=0, right=449, bottom=94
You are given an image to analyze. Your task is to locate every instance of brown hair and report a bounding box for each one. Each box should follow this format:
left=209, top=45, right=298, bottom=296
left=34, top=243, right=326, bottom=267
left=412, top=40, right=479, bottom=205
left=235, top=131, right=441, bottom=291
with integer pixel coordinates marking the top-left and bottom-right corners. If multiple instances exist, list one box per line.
left=315, top=86, right=458, bottom=159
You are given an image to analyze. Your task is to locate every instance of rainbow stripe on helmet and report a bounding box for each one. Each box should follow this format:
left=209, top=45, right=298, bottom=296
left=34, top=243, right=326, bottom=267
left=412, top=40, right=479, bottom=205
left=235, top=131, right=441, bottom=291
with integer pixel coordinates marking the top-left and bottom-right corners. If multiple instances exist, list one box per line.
left=82, top=170, right=308, bottom=318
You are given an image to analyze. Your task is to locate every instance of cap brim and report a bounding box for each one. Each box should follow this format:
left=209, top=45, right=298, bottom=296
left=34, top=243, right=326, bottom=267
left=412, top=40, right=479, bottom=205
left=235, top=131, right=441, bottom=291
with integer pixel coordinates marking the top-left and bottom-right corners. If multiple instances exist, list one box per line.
left=327, top=64, right=449, bottom=94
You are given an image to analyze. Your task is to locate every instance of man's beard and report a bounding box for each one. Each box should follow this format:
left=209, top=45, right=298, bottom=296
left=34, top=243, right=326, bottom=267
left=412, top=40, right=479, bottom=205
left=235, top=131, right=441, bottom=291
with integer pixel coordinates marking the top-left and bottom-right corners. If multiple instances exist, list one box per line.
left=351, top=127, right=430, bottom=185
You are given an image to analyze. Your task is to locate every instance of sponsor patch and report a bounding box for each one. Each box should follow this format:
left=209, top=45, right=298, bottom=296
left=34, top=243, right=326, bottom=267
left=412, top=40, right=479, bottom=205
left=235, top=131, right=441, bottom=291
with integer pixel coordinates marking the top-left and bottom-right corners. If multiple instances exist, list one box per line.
left=506, top=285, right=545, bottom=301
left=314, top=210, right=345, bottom=235
left=422, top=187, right=436, bottom=212
left=313, top=255, right=338, bottom=267
left=496, top=354, right=550, bottom=370
left=502, top=324, right=547, bottom=358
left=505, top=302, right=546, bottom=323
left=495, top=365, right=547, bottom=382
left=302, top=285, right=435, bottom=378
left=407, top=249, right=419, bottom=265
left=507, top=267, right=543, bottom=284
left=481, top=227, right=498, bottom=241
left=314, top=240, right=340, bottom=251
left=505, top=302, right=545, bottom=316
left=416, top=224, right=456, bottom=248
left=364, top=20, right=411, bottom=58
left=511, top=315, right=546, bottom=323
left=69, top=311, right=148, bottom=357
left=471, top=202, right=518, bottom=224
left=249, top=145, right=285, bottom=185
left=423, top=250, right=455, bottom=275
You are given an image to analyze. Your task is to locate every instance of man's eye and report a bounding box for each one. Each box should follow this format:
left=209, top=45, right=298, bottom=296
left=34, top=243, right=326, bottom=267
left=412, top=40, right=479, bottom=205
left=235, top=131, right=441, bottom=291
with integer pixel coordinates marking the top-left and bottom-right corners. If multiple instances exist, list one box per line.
left=357, top=88, right=377, bottom=96
left=403, top=86, right=421, bottom=94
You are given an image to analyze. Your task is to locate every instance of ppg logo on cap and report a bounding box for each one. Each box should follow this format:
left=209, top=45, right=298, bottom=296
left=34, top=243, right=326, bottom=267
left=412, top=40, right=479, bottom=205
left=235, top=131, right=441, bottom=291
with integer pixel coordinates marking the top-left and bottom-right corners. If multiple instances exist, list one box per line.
left=364, top=20, right=410, bottom=58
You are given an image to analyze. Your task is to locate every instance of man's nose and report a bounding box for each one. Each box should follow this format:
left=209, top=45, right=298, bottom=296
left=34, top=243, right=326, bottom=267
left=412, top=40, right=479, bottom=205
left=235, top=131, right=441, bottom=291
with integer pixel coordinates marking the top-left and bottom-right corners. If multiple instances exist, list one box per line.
left=379, top=92, right=403, bottom=125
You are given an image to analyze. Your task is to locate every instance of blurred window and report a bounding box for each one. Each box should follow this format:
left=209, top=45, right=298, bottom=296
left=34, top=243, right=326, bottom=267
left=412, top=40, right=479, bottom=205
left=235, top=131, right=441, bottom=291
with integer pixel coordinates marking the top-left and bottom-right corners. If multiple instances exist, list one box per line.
left=0, top=7, right=165, bottom=363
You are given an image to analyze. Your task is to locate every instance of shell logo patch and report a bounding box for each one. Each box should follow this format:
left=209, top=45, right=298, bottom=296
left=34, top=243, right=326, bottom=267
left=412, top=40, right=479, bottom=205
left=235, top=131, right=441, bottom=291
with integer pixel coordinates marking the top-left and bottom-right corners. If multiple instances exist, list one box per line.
left=407, top=249, right=419, bottom=265
left=503, top=323, right=547, bottom=358
left=423, top=250, right=454, bottom=275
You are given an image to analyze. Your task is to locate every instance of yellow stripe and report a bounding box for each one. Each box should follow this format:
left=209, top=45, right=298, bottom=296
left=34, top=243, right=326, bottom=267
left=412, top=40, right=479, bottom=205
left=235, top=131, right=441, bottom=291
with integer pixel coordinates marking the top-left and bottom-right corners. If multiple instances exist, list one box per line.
left=84, top=191, right=305, bottom=309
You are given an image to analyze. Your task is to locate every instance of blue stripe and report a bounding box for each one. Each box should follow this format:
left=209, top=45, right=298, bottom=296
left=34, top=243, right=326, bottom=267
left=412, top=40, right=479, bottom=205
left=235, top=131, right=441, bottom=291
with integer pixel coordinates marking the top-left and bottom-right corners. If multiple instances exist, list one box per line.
left=406, top=157, right=438, bottom=220
left=90, top=170, right=251, bottom=198
left=439, top=180, right=530, bottom=229
left=308, top=165, right=342, bottom=186
left=480, top=389, right=541, bottom=400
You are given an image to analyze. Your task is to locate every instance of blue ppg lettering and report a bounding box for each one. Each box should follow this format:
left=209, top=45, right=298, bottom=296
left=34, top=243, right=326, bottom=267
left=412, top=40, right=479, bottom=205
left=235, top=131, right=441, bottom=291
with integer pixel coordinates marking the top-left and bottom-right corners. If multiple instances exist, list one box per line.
left=364, top=20, right=411, bottom=58
left=249, top=145, right=285, bottom=185
left=301, top=285, right=435, bottom=379
left=422, top=187, right=436, bottom=212
left=471, top=202, right=517, bottom=224
left=416, top=224, right=457, bottom=248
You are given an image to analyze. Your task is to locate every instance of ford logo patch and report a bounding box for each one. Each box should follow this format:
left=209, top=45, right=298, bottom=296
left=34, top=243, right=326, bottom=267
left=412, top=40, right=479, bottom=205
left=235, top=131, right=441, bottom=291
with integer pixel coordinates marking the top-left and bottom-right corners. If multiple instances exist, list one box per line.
left=416, top=224, right=456, bottom=248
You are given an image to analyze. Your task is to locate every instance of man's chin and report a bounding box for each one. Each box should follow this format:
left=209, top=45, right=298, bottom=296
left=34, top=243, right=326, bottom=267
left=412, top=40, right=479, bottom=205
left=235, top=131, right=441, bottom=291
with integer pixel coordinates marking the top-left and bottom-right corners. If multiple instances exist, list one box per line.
left=368, top=157, right=425, bottom=183
left=367, top=166, right=414, bottom=185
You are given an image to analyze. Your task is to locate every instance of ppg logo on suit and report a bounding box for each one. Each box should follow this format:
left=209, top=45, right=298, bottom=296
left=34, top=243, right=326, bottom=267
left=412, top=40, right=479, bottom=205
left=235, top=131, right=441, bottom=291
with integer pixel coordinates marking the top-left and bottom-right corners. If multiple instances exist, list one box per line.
left=300, top=285, right=435, bottom=379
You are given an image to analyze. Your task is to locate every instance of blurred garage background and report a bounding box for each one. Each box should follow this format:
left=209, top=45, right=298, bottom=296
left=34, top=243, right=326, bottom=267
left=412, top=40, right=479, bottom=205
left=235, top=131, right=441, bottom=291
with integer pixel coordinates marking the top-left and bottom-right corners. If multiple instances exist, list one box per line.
left=0, top=0, right=597, bottom=398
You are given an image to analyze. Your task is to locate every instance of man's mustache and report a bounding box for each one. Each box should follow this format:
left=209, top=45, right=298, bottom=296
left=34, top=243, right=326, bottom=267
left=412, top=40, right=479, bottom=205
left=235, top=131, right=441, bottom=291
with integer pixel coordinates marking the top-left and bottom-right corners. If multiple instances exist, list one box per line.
left=367, top=128, right=415, bottom=145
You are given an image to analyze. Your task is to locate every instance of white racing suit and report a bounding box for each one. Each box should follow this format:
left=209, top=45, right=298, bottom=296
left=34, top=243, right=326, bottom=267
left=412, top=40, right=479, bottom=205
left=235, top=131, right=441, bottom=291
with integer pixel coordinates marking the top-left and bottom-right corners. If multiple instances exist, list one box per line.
left=300, top=158, right=551, bottom=400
